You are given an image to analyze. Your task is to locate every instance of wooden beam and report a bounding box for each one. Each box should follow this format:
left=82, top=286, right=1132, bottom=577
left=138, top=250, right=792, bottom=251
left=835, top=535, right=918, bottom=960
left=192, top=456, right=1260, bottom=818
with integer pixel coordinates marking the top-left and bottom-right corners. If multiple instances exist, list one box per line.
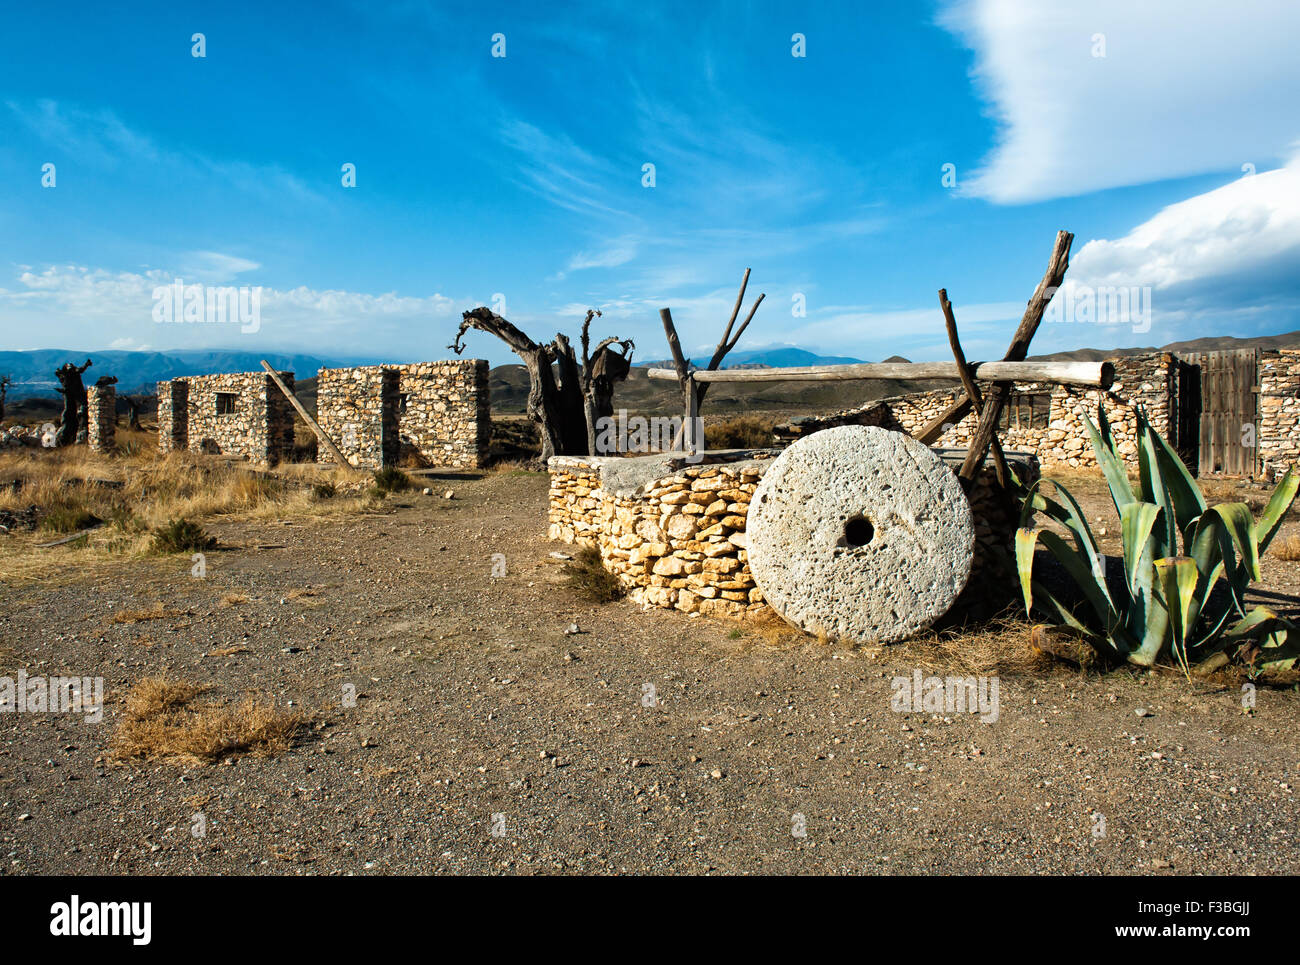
left=645, top=358, right=1111, bottom=387
left=259, top=360, right=356, bottom=472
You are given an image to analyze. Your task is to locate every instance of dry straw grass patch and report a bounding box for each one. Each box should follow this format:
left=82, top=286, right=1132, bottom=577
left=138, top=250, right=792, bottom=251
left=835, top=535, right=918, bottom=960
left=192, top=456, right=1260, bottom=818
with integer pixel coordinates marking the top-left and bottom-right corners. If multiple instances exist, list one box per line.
left=109, top=601, right=190, bottom=624
left=0, top=434, right=368, bottom=582
left=893, top=620, right=1059, bottom=678
left=563, top=546, right=626, bottom=603
left=1270, top=534, right=1300, bottom=561
left=111, top=677, right=308, bottom=764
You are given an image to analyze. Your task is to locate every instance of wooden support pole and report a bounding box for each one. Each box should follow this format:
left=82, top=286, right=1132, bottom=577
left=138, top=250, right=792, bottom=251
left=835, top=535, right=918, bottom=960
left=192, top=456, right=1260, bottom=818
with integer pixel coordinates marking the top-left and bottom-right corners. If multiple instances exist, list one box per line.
left=260, top=360, right=357, bottom=473
left=915, top=395, right=974, bottom=446
left=683, top=373, right=702, bottom=453
left=959, top=230, right=1075, bottom=480
left=940, top=289, right=1009, bottom=489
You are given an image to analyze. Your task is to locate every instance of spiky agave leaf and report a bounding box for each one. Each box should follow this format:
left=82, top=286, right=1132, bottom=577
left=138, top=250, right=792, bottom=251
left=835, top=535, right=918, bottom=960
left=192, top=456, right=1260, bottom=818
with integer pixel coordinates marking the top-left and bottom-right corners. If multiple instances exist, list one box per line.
left=1136, top=414, right=1179, bottom=557
left=1082, top=407, right=1136, bottom=516
left=1153, top=556, right=1201, bottom=677
left=1015, top=528, right=1112, bottom=649
left=1137, top=407, right=1206, bottom=544
left=1255, top=466, right=1300, bottom=555
left=1018, top=478, right=1105, bottom=576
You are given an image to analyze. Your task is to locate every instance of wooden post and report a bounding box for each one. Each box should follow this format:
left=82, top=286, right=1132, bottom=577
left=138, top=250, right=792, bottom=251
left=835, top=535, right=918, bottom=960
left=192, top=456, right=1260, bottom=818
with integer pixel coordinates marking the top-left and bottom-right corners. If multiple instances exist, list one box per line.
left=683, top=373, right=702, bottom=454
left=940, top=289, right=1009, bottom=489
left=959, top=230, right=1075, bottom=480
left=259, top=360, right=357, bottom=473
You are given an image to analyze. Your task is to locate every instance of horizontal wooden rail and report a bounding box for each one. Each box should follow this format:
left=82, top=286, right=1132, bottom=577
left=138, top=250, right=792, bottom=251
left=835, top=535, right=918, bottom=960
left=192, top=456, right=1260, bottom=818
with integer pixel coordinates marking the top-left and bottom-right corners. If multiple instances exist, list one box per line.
left=645, top=359, right=1113, bottom=388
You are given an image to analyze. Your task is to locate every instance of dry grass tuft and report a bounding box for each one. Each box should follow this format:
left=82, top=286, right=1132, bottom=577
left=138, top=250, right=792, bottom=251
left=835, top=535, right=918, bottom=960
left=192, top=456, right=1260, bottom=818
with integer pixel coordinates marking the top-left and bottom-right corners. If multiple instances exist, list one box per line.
left=1270, top=534, right=1300, bottom=561
left=0, top=435, right=368, bottom=582
left=218, top=592, right=249, bottom=607
left=894, top=619, right=1059, bottom=677
left=110, top=601, right=188, bottom=624
left=111, top=676, right=308, bottom=764
left=706, top=415, right=777, bottom=450
left=151, top=517, right=216, bottom=553
left=744, top=610, right=801, bottom=647
left=206, top=645, right=249, bottom=657
left=563, top=546, right=626, bottom=603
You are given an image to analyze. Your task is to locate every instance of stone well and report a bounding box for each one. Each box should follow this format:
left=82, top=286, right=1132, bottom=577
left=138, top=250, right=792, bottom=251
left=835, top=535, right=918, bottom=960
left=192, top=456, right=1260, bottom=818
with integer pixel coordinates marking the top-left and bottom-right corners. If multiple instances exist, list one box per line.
left=547, top=439, right=1039, bottom=638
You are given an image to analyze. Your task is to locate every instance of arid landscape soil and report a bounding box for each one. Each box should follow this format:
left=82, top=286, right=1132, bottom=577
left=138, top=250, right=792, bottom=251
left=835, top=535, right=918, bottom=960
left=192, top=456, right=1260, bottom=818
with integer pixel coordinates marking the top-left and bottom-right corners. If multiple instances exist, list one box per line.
left=1, top=453, right=1298, bottom=875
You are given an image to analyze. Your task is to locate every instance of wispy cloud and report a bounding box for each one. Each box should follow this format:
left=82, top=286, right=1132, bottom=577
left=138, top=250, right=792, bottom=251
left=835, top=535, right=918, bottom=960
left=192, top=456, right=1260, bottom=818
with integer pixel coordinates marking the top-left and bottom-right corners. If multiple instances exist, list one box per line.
left=6, top=99, right=325, bottom=205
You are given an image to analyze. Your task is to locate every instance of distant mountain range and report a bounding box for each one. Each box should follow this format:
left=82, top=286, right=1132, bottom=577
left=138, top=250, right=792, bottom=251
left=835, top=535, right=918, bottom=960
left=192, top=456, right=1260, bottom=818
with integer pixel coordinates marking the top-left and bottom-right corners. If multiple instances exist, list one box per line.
left=637, top=347, right=867, bottom=369
left=0, top=349, right=382, bottom=399
left=8, top=330, right=1300, bottom=407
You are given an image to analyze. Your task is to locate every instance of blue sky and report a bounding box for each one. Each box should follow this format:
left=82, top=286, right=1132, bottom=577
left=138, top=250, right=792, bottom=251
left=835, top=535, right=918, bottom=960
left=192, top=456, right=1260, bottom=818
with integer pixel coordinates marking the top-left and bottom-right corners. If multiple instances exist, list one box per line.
left=1, top=0, right=1298, bottom=367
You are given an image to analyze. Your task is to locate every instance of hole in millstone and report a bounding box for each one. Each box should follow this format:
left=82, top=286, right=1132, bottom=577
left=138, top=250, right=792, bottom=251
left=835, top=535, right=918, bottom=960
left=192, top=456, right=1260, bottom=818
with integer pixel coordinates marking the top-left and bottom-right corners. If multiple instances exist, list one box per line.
left=843, top=513, right=874, bottom=548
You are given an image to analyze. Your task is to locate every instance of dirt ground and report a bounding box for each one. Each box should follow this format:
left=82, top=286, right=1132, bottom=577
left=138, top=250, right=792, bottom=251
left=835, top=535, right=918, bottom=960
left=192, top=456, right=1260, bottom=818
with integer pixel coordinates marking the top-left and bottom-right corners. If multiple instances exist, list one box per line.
left=1, top=466, right=1298, bottom=875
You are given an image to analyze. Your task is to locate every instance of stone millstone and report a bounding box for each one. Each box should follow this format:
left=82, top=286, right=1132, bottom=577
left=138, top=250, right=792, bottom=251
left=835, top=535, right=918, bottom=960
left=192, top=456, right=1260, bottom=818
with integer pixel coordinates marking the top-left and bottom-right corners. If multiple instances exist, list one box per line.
left=747, top=425, right=974, bottom=644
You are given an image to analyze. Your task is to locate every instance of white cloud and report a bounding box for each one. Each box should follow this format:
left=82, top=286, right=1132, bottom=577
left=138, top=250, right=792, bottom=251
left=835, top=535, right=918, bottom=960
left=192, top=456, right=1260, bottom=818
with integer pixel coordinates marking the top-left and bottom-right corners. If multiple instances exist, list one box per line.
left=941, top=0, right=1300, bottom=202
left=178, top=251, right=262, bottom=284
left=1042, top=154, right=1300, bottom=338
left=566, top=241, right=638, bottom=272
left=0, top=264, right=461, bottom=354
left=1068, top=157, right=1300, bottom=291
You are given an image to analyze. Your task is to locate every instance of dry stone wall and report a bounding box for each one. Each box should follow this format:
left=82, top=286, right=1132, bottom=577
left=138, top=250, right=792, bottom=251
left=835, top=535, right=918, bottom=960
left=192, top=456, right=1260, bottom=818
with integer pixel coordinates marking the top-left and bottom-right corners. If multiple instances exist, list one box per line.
left=1259, top=349, right=1300, bottom=480
left=155, top=372, right=294, bottom=464
left=779, top=354, right=1178, bottom=470
left=316, top=359, right=489, bottom=469
left=157, top=379, right=188, bottom=452
left=548, top=448, right=1037, bottom=626
left=86, top=384, right=115, bottom=452
left=315, top=366, right=399, bottom=469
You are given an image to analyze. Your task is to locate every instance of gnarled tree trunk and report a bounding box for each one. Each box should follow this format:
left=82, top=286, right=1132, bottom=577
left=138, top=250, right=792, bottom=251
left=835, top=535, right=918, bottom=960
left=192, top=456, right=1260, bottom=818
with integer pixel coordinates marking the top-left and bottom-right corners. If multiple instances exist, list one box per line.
left=54, top=359, right=92, bottom=447
left=450, top=307, right=633, bottom=464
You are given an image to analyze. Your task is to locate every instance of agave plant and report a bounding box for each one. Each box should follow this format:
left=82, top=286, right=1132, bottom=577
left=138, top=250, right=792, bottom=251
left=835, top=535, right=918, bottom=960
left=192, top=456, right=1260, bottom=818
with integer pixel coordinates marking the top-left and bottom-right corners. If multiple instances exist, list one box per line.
left=1015, top=404, right=1300, bottom=673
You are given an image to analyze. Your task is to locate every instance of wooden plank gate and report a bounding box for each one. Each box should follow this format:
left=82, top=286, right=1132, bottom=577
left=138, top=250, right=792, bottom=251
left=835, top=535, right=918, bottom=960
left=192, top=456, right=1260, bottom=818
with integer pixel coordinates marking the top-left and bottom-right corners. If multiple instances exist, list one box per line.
left=1176, top=349, right=1260, bottom=476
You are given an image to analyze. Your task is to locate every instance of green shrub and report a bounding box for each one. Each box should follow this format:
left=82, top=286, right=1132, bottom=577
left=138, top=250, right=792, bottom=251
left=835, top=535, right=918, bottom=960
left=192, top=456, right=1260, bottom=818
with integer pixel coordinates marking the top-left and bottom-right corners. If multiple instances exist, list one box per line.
left=152, top=518, right=217, bottom=553
left=372, top=467, right=410, bottom=493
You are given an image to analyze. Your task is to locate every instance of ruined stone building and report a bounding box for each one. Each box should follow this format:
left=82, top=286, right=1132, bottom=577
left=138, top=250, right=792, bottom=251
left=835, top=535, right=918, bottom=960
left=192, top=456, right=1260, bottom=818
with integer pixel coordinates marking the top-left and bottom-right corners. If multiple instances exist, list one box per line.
left=157, top=371, right=296, bottom=463
left=315, top=359, right=490, bottom=469
left=156, top=358, right=490, bottom=468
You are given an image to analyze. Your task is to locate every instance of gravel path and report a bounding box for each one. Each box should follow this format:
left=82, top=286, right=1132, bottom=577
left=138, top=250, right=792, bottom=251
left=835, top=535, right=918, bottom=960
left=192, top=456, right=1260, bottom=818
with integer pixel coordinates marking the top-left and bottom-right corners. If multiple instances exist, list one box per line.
left=1, top=471, right=1296, bottom=875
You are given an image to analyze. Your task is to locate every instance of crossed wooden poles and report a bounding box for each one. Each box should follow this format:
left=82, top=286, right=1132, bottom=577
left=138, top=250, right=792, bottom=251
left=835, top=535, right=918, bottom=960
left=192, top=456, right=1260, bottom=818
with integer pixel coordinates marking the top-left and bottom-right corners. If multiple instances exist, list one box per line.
left=919, top=229, right=1076, bottom=492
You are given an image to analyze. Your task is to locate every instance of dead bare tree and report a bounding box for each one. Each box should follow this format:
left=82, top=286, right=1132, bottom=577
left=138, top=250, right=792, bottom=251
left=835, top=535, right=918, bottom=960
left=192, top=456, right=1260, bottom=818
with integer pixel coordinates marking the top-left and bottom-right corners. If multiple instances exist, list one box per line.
left=0, top=375, right=10, bottom=423
left=578, top=310, right=634, bottom=453
left=658, top=268, right=766, bottom=449
left=450, top=307, right=634, bottom=463
left=54, top=359, right=92, bottom=447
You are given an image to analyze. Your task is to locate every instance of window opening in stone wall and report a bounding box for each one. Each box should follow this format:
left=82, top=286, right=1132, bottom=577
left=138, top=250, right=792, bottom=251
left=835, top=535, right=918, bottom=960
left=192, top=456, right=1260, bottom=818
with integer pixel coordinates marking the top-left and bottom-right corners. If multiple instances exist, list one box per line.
left=216, top=392, right=238, bottom=415
left=999, top=391, right=1051, bottom=430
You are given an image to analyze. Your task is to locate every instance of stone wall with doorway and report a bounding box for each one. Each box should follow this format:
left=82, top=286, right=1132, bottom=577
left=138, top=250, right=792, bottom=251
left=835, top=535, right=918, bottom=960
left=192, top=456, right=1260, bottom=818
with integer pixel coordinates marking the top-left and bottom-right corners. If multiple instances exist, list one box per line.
left=155, top=371, right=294, bottom=464
left=316, top=359, right=490, bottom=469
